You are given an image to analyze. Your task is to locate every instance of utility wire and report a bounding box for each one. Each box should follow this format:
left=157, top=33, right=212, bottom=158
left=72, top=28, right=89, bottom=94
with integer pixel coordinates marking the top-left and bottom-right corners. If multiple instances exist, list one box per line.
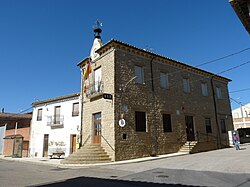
left=195, top=48, right=250, bottom=67
left=143, top=47, right=250, bottom=83
left=230, top=97, right=250, bottom=110
left=216, top=60, right=250, bottom=75
left=230, top=88, right=250, bottom=93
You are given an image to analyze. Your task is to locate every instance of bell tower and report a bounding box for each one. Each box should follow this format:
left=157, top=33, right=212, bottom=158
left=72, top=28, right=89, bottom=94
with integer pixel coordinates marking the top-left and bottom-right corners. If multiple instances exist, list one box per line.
left=90, top=20, right=103, bottom=61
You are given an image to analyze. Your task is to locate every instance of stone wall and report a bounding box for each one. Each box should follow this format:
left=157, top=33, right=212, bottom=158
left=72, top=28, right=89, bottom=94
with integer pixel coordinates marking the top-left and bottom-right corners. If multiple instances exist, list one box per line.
left=82, top=49, right=116, bottom=161
left=113, top=47, right=233, bottom=161
left=81, top=43, right=233, bottom=161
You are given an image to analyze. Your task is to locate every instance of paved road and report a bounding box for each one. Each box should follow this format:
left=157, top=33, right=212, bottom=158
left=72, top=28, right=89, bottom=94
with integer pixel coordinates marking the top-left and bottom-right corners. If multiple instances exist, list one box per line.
left=0, top=144, right=249, bottom=187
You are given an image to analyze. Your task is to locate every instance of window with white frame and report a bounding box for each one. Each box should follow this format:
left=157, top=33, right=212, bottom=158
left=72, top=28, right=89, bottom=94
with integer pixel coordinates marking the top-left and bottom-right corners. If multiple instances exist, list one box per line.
left=72, top=102, right=79, bottom=116
left=201, top=82, right=208, bottom=96
left=182, top=78, right=190, bottom=93
left=37, top=109, right=42, bottom=121
left=216, top=86, right=222, bottom=99
left=160, top=72, right=169, bottom=89
left=134, top=65, right=144, bottom=84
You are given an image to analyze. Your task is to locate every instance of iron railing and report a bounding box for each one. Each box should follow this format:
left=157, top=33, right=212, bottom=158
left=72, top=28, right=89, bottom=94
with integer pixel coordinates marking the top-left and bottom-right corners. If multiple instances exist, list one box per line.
left=86, top=81, right=104, bottom=98
left=47, top=115, right=64, bottom=127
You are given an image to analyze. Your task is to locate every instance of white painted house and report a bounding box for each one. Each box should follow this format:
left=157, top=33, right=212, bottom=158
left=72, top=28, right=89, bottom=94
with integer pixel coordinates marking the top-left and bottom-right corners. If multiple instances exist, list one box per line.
left=29, top=93, right=81, bottom=158
left=232, top=103, right=250, bottom=130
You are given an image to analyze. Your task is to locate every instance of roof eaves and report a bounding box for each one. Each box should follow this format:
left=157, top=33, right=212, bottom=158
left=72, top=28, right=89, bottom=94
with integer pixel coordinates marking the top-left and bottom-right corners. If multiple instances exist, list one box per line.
left=96, top=39, right=231, bottom=82
left=32, top=92, right=80, bottom=106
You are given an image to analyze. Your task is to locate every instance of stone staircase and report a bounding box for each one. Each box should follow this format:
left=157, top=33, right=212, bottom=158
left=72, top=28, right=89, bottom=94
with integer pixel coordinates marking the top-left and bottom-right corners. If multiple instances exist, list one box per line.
left=178, top=141, right=198, bottom=154
left=61, top=144, right=111, bottom=164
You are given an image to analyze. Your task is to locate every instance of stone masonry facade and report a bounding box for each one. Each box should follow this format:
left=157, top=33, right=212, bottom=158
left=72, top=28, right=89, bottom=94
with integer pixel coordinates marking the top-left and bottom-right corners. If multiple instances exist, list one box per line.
left=79, top=40, right=233, bottom=161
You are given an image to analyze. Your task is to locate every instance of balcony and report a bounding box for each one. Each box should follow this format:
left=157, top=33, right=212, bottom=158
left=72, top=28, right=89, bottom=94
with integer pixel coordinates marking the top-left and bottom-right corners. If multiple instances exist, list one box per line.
left=47, top=115, right=64, bottom=128
left=86, top=81, right=104, bottom=99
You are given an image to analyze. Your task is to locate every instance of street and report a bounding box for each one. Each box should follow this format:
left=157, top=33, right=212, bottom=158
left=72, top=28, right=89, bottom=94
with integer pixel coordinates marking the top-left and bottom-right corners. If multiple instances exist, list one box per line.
left=0, top=144, right=250, bottom=187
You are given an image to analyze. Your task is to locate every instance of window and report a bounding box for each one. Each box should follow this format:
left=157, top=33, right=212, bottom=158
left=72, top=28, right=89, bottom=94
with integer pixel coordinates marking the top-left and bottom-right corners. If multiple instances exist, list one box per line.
left=37, top=109, right=42, bottom=121
left=182, top=78, right=190, bottom=93
left=135, top=66, right=144, bottom=84
left=72, top=102, right=79, bottom=116
left=201, top=82, right=208, bottom=96
left=135, top=111, right=146, bottom=132
left=205, top=118, right=212, bottom=133
left=54, top=106, right=61, bottom=124
left=160, top=73, right=169, bottom=89
left=216, top=86, right=222, bottom=99
left=94, top=67, right=102, bottom=91
left=162, top=114, right=172, bottom=132
left=220, top=119, right=226, bottom=133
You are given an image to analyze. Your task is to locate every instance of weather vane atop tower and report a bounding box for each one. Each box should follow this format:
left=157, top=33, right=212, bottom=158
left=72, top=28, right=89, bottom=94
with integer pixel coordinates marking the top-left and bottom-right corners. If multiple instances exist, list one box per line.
left=93, top=20, right=102, bottom=39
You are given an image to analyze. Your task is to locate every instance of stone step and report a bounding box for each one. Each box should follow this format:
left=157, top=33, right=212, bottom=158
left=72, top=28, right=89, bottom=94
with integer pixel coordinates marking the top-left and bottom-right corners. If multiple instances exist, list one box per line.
left=178, top=141, right=198, bottom=153
left=61, top=144, right=111, bottom=164
left=67, top=154, right=110, bottom=159
left=61, top=160, right=110, bottom=164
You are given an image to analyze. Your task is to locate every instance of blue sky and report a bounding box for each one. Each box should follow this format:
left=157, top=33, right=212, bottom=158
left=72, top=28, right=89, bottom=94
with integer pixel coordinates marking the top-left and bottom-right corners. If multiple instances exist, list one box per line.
left=0, top=0, right=249, bottom=113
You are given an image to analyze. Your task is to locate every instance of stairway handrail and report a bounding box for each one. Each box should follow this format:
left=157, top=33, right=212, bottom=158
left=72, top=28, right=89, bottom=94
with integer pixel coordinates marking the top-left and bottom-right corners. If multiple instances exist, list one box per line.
left=82, top=134, right=91, bottom=146
left=101, top=134, right=115, bottom=152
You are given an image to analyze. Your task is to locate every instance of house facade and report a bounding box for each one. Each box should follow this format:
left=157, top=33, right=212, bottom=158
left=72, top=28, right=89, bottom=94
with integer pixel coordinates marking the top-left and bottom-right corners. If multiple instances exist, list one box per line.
left=29, top=93, right=81, bottom=157
left=0, top=112, right=32, bottom=157
left=232, top=103, right=250, bottom=130
left=74, top=25, right=233, bottom=162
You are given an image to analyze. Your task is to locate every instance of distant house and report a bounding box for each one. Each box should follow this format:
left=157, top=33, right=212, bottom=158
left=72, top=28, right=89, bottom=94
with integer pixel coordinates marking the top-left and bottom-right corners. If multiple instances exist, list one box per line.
left=232, top=103, right=250, bottom=130
left=230, top=0, right=250, bottom=34
left=29, top=93, right=81, bottom=158
left=0, top=112, right=32, bottom=157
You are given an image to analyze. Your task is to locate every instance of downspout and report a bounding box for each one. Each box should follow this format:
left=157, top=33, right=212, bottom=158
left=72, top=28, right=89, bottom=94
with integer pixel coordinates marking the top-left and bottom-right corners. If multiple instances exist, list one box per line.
left=150, top=57, right=158, bottom=156
left=210, top=76, right=221, bottom=148
left=79, top=68, right=84, bottom=148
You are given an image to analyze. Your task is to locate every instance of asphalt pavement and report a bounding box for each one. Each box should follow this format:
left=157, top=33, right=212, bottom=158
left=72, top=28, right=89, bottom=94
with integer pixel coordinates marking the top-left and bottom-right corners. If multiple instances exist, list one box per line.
left=0, top=144, right=249, bottom=187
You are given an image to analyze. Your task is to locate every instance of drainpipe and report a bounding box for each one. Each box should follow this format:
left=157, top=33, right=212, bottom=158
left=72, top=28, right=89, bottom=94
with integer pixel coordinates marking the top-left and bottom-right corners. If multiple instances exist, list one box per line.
left=79, top=68, right=84, bottom=148
left=150, top=57, right=158, bottom=156
left=210, top=76, right=221, bottom=148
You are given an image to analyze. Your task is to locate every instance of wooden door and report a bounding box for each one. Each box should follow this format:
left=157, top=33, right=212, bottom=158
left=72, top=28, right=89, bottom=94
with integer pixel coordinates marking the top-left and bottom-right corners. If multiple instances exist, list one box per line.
left=185, top=116, right=195, bottom=141
left=70, top=134, right=77, bottom=154
left=43, top=134, right=49, bottom=157
left=93, top=113, right=101, bottom=143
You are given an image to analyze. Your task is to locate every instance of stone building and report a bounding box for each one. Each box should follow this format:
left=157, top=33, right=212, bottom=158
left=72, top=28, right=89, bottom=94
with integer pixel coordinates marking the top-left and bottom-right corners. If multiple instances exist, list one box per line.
left=63, top=24, right=233, bottom=163
left=230, top=0, right=250, bottom=34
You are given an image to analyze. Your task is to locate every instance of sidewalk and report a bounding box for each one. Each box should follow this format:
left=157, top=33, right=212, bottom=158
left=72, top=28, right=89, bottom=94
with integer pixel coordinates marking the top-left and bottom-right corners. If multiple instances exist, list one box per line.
left=0, top=151, right=189, bottom=168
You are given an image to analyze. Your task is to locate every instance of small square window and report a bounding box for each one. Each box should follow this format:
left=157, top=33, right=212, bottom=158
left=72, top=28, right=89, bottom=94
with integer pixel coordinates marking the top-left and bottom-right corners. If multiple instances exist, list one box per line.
left=163, top=114, right=172, bottom=132
left=201, top=82, right=208, bottom=96
left=216, top=87, right=222, bottom=99
left=205, top=118, right=212, bottom=133
left=72, top=102, right=79, bottom=116
left=135, top=111, right=146, bottom=132
left=135, top=66, right=144, bottom=84
left=37, top=109, right=42, bottom=121
left=183, top=78, right=190, bottom=93
left=160, top=73, right=169, bottom=89
left=220, top=119, right=226, bottom=133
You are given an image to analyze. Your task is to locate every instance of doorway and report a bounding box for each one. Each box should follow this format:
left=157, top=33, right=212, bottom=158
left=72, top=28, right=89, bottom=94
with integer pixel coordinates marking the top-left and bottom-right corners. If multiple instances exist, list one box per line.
left=70, top=134, right=77, bottom=154
left=43, top=134, right=49, bottom=157
left=93, top=113, right=101, bottom=144
left=185, top=116, right=195, bottom=141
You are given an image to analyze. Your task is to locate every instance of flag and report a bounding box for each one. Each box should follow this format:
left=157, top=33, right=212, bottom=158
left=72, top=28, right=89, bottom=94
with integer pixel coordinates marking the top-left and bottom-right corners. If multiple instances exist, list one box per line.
left=83, top=59, right=92, bottom=80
